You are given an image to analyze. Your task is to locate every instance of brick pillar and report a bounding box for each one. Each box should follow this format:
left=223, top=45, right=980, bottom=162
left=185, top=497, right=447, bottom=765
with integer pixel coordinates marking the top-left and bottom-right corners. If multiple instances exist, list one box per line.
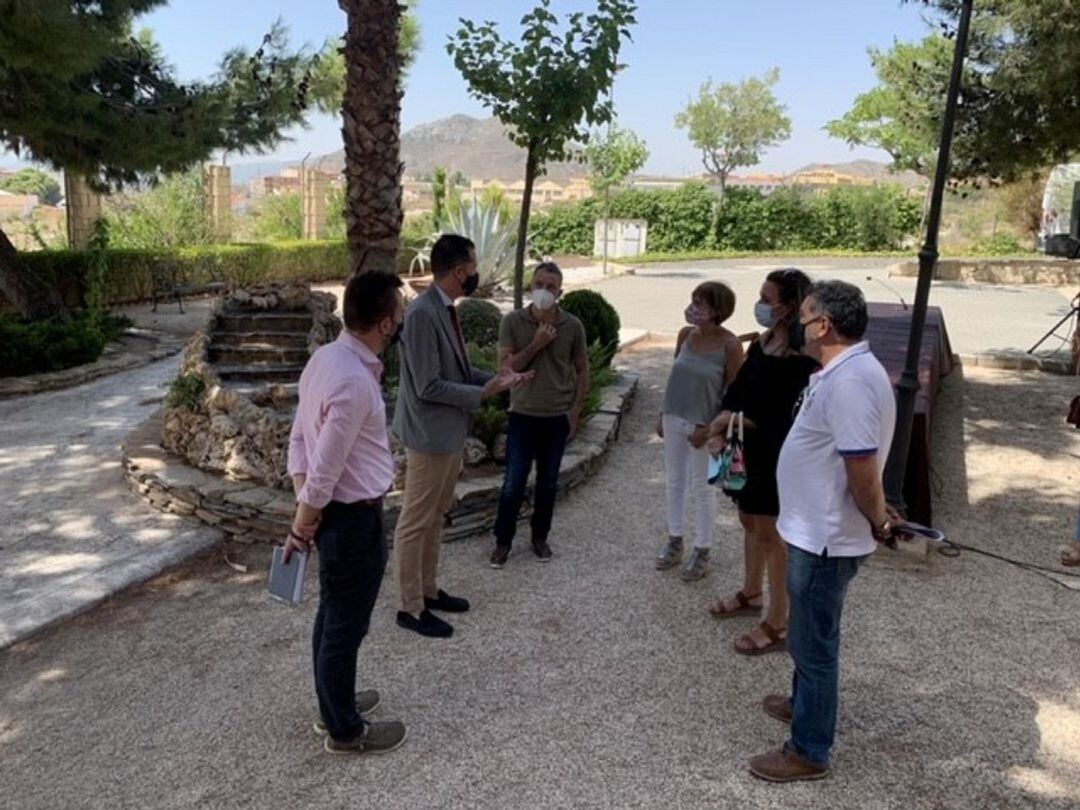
left=64, top=174, right=103, bottom=250
left=301, top=169, right=328, bottom=240
left=203, top=164, right=232, bottom=243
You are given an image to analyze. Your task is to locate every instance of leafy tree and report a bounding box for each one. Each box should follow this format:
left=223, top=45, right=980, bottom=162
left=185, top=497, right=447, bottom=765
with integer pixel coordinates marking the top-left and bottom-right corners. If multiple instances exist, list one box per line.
left=675, top=69, right=792, bottom=202
left=431, top=166, right=448, bottom=227
left=586, top=125, right=648, bottom=268
left=585, top=126, right=649, bottom=198
left=105, top=170, right=215, bottom=249
left=0, top=2, right=317, bottom=320
left=825, top=35, right=960, bottom=177
left=0, top=168, right=61, bottom=205
left=252, top=193, right=302, bottom=242
left=837, top=1, right=1080, bottom=181
left=448, top=0, right=638, bottom=307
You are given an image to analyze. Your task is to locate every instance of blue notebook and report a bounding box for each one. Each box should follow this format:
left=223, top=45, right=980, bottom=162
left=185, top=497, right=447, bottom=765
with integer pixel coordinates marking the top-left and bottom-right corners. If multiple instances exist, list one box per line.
left=268, top=546, right=308, bottom=605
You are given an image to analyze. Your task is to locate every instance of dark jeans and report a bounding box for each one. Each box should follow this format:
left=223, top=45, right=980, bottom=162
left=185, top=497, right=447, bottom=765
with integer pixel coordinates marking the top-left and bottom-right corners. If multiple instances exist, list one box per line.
left=784, top=544, right=868, bottom=767
left=312, top=500, right=387, bottom=741
left=493, top=412, right=571, bottom=548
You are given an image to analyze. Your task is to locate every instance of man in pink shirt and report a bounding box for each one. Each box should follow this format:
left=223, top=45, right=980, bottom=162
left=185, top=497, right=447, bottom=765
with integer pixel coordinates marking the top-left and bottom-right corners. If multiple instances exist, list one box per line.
left=284, top=271, right=406, bottom=756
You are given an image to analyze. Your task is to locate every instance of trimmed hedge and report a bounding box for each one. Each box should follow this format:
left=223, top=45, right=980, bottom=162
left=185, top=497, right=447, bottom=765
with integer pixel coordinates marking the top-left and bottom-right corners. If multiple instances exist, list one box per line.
left=561, top=289, right=620, bottom=366
left=15, top=241, right=422, bottom=309
left=457, top=298, right=503, bottom=347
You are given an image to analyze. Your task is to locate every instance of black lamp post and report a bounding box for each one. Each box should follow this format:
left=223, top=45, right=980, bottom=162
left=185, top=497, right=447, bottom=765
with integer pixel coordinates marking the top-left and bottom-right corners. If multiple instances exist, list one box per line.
left=883, top=0, right=975, bottom=509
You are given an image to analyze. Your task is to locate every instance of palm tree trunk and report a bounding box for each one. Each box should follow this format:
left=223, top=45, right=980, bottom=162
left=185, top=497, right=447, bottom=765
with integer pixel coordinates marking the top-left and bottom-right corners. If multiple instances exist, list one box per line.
left=512, top=148, right=539, bottom=309
left=339, top=0, right=403, bottom=277
left=0, top=225, right=70, bottom=322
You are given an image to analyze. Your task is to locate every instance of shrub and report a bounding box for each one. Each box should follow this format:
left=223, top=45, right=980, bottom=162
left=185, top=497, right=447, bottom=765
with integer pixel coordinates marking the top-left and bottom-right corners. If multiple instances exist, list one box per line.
left=0, top=312, right=131, bottom=377
left=472, top=402, right=509, bottom=451
left=16, top=241, right=421, bottom=309
left=166, top=373, right=206, bottom=411
left=457, top=299, right=503, bottom=347
left=968, top=232, right=1030, bottom=255
left=561, top=289, right=620, bottom=366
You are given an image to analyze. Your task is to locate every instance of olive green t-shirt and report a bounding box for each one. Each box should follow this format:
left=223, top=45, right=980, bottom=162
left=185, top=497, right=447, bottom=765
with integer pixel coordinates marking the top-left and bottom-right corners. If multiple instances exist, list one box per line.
left=499, top=306, right=587, bottom=417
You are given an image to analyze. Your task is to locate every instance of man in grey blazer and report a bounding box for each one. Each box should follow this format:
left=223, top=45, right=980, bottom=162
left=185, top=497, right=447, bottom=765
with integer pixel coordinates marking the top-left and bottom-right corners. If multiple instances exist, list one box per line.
left=392, top=234, right=531, bottom=638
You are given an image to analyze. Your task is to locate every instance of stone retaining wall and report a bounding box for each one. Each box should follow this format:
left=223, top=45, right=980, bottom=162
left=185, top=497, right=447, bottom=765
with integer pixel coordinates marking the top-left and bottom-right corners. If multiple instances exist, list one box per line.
left=124, top=373, right=639, bottom=545
left=890, top=257, right=1080, bottom=286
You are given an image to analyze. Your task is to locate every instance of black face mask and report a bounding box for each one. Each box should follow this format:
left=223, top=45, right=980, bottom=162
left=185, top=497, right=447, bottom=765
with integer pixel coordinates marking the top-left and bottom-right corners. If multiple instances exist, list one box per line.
left=789, top=320, right=805, bottom=352
left=386, top=322, right=404, bottom=349
left=460, top=271, right=480, bottom=297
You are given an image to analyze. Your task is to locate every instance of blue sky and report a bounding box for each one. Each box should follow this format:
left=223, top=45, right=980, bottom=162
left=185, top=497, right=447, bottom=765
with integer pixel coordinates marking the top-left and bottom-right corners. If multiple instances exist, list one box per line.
left=4, top=1, right=934, bottom=176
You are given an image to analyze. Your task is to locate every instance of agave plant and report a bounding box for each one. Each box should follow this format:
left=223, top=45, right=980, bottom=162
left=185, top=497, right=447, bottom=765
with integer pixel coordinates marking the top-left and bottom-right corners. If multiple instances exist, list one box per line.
left=437, top=198, right=520, bottom=297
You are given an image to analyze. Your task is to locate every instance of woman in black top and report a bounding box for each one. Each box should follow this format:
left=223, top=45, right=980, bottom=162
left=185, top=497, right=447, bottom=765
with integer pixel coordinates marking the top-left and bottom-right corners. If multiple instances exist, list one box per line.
left=706, top=269, right=819, bottom=656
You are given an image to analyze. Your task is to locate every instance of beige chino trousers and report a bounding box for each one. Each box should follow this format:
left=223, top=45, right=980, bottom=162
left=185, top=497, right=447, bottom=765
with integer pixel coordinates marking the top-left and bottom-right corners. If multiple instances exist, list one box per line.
left=394, top=450, right=462, bottom=616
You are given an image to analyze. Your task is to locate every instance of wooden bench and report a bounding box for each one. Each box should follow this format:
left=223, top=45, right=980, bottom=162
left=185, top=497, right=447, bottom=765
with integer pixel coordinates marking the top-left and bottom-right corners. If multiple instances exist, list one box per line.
left=150, top=262, right=230, bottom=313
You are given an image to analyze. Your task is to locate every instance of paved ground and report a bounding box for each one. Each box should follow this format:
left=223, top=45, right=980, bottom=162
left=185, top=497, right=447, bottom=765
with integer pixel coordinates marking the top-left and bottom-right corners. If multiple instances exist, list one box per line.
left=2, top=343, right=1077, bottom=809
left=586, top=258, right=1078, bottom=359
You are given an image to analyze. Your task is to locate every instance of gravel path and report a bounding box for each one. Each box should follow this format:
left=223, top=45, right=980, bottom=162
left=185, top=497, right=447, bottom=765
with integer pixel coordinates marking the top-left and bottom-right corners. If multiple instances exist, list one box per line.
left=2, top=344, right=1077, bottom=809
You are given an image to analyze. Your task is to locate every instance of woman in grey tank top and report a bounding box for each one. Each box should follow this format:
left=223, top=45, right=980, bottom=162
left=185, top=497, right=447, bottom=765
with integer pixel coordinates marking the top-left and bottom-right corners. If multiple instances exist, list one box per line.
left=655, top=281, right=744, bottom=581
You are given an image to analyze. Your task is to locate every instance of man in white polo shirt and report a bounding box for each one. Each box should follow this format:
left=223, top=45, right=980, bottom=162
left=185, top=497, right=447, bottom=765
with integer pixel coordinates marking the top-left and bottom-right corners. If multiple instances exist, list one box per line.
left=749, top=280, right=897, bottom=783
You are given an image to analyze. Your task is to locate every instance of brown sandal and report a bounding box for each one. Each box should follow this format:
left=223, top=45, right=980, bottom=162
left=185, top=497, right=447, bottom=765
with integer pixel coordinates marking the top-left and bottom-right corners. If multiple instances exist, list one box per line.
left=733, top=621, right=787, bottom=657
left=1062, top=545, right=1080, bottom=567
left=708, top=589, right=763, bottom=619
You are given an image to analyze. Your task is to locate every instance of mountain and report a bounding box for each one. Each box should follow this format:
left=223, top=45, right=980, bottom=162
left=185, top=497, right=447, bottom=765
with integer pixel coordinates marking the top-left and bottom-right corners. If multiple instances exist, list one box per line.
left=312, top=114, right=584, bottom=181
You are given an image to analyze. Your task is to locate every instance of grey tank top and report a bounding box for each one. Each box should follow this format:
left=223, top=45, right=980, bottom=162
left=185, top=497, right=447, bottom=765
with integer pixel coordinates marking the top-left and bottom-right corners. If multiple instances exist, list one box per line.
left=662, top=340, right=728, bottom=425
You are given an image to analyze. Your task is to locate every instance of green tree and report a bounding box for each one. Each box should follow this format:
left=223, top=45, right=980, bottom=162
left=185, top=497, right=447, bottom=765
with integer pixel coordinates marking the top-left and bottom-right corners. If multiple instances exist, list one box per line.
left=431, top=166, right=448, bottom=227
left=585, top=125, right=648, bottom=268
left=252, top=193, right=302, bottom=242
left=448, top=0, right=638, bottom=307
left=0, top=2, right=318, bottom=320
left=825, top=35, right=957, bottom=177
left=675, top=69, right=792, bottom=202
left=838, top=2, right=1080, bottom=181
left=0, top=168, right=61, bottom=205
left=105, top=170, right=215, bottom=249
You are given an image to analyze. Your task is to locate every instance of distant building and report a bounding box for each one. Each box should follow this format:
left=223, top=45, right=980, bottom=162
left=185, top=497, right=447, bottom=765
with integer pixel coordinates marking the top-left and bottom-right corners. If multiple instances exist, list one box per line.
left=262, top=167, right=341, bottom=196
left=468, top=177, right=592, bottom=208
left=788, top=168, right=874, bottom=189
left=728, top=173, right=787, bottom=195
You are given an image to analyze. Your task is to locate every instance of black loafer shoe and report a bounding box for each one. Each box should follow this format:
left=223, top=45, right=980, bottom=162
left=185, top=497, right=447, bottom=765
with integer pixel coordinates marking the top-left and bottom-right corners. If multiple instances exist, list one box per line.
left=424, top=589, right=471, bottom=613
left=396, top=609, right=453, bottom=638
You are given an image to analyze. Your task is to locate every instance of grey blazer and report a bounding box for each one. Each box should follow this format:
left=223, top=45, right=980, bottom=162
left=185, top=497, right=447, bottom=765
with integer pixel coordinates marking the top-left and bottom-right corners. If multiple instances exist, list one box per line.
left=392, top=285, right=493, bottom=455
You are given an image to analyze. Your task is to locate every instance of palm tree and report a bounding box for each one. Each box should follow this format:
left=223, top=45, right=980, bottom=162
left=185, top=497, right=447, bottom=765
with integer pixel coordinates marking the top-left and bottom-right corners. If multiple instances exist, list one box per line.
left=338, top=0, right=404, bottom=276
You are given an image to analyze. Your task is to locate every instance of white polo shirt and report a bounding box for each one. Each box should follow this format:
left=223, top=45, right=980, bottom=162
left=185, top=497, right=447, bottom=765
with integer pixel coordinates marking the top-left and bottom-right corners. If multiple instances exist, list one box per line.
left=776, top=341, right=896, bottom=557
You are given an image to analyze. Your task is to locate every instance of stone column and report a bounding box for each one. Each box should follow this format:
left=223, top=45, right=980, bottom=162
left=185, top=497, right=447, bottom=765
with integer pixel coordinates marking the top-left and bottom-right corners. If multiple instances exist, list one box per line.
left=64, top=173, right=103, bottom=250
left=301, top=169, right=328, bottom=240
left=203, top=164, right=232, bottom=243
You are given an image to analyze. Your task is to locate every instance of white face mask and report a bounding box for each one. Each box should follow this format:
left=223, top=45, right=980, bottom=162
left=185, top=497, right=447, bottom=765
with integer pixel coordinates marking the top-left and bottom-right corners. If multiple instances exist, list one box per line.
left=530, top=288, right=557, bottom=311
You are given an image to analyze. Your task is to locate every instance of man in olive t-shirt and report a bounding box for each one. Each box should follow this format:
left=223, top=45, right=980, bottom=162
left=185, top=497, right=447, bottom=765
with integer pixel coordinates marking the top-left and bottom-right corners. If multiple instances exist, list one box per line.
left=489, top=262, right=589, bottom=568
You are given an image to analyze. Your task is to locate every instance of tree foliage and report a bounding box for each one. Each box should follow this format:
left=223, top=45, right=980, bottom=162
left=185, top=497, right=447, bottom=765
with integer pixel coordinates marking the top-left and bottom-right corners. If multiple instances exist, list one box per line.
left=674, top=69, right=792, bottom=198
left=837, top=1, right=1080, bottom=181
left=0, top=168, right=61, bottom=204
left=585, top=125, right=649, bottom=199
left=448, top=0, right=637, bottom=306
left=104, top=170, right=215, bottom=249
left=825, top=36, right=954, bottom=177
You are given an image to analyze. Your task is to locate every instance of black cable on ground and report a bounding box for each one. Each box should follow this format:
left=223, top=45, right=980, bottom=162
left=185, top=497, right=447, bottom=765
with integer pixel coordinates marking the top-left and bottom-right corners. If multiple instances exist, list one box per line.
left=935, top=538, right=1080, bottom=590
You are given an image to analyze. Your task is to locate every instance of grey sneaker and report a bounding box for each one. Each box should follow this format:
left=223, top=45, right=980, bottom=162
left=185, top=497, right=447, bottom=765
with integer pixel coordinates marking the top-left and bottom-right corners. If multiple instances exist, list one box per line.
left=313, top=688, right=381, bottom=736
left=324, top=720, right=407, bottom=755
left=655, top=536, right=683, bottom=570
left=680, top=547, right=710, bottom=581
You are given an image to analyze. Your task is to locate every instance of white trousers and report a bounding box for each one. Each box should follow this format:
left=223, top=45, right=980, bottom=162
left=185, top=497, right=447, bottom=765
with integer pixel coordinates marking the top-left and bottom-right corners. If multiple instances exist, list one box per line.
left=662, top=414, right=716, bottom=550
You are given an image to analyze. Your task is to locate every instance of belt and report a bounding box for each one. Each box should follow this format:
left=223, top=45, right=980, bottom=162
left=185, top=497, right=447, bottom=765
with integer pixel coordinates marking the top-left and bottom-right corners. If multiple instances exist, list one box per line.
left=329, top=496, right=384, bottom=510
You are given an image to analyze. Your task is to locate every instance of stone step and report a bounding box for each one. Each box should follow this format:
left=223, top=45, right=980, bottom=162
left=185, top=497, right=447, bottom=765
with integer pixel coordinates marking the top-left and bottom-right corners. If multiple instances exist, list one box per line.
left=216, top=312, right=312, bottom=333
left=211, top=330, right=309, bottom=349
left=221, top=381, right=300, bottom=404
left=208, top=345, right=309, bottom=366
left=214, top=363, right=307, bottom=383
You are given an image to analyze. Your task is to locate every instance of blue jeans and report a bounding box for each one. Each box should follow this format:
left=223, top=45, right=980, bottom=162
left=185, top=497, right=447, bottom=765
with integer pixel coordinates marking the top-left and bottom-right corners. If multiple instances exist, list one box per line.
left=784, top=544, right=868, bottom=767
left=493, top=412, right=571, bottom=548
left=312, top=501, right=387, bottom=741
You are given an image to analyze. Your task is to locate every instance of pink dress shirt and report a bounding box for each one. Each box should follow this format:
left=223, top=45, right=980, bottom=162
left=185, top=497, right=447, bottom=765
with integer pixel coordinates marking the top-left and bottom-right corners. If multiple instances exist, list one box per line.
left=287, top=331, right=394, bottom=509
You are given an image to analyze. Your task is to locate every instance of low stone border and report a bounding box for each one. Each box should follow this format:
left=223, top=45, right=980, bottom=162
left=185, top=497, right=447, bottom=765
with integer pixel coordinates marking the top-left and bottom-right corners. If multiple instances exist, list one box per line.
left=0, top=329, right=183, bottom=399
left=956, top=352, right=1077, bottom=375
left=122, top=373, right=639, bottom=545
left=889, top=257, right=1080, bottom=286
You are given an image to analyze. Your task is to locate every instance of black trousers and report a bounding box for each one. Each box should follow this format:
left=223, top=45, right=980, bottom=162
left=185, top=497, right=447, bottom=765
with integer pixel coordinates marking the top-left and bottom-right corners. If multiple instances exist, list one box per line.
left=311, top=500, right=387, bottom=740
